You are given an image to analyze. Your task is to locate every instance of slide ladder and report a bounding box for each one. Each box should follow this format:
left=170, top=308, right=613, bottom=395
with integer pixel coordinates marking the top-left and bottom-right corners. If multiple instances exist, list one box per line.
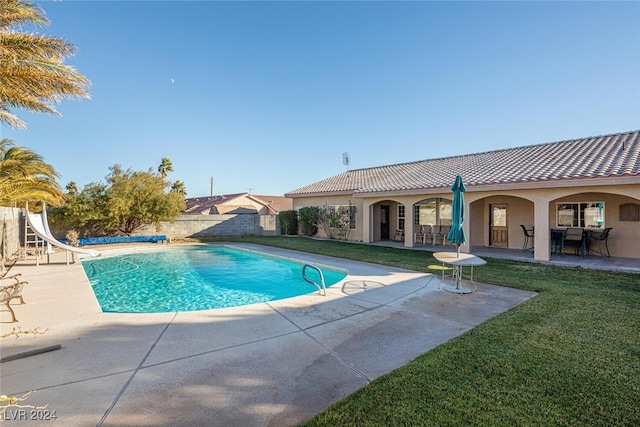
left=23, top=214, right=45, bottom=263
left=23, top=203, right=100, bottom=265
left=302, top=264, right=327, bottom=296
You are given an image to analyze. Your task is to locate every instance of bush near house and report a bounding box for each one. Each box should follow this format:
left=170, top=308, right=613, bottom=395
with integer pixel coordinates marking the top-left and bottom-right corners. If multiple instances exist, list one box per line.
left=279, top=210, right=298, bottom=235
left=298, top=206, right=320, bottom=236
left=315, top=204, right=356, bottom=240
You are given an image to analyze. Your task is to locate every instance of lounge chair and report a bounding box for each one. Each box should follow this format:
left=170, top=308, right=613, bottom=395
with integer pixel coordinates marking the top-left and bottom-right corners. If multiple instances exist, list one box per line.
left=1, top=274, right=27, bottom=322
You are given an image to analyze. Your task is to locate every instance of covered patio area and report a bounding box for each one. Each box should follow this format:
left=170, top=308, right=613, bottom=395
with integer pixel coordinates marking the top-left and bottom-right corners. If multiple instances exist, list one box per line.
left=371, top=240, right=640, bottom=275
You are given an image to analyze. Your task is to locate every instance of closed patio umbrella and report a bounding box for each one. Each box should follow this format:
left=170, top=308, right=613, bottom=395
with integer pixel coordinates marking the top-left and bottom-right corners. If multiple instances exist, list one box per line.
left=447, top=175, right=466, bottom=257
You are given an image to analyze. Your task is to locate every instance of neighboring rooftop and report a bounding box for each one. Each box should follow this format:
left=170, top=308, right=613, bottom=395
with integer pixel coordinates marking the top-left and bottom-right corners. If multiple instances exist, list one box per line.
left=286, top=130, right=640, bottom=196
left=184, top=193, right=292, bottom=214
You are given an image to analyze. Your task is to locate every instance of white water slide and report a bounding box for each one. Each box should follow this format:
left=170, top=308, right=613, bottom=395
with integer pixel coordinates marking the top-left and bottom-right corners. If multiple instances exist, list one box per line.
left=25, top=208, right=100, bottom=263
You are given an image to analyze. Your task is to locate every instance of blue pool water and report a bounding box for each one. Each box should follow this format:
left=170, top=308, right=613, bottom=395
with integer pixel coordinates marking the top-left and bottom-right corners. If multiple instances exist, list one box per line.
left=82, top=246, right=347, bottom=313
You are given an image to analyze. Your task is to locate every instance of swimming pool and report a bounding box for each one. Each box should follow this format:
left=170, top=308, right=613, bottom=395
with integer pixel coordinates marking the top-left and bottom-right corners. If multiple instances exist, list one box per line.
left=82, top=245, right=347, bottom=313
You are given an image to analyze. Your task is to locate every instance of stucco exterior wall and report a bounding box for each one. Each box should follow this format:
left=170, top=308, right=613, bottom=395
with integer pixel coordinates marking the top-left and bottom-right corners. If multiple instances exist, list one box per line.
left=290, top=181, right=640, bottom=260
left=469, top=196, right=535, bottom=250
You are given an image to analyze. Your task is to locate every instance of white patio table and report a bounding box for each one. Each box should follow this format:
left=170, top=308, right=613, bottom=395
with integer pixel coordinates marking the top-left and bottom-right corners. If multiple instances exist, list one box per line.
left=433, top=252, right=487, bottom=294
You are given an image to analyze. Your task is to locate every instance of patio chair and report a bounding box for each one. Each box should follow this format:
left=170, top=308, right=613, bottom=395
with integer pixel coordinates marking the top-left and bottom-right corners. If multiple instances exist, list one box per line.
left=587, top=227, right=612, bottom=257
left=563, top=227, right=585, bottom=257
left=520, top=225, right=534, bottom=252
left=1, top=273, right=27, bottom=323
left=427, top=225, right=451, bottom=245
left=414, top=225, right=429, bottom=244
left=439, top=225, right=451, bottom=245
left=550, top=229, right=564, bottom=255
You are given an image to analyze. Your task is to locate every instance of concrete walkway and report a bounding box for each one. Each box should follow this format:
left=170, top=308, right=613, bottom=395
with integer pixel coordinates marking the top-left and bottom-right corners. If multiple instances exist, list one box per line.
left=1, top=244, right=535, bottom=426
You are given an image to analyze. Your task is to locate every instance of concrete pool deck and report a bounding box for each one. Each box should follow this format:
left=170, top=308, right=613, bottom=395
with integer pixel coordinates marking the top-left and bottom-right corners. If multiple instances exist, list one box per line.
left=0, top=244, right=536, bottom=426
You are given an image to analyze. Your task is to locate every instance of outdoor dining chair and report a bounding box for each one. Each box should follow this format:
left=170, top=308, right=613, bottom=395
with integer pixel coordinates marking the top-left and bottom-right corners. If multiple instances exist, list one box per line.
left=430, top=225, right=451, bottom=246
left=414, top=225, right=429, bottom=244
left=586, top=227, right=612, bottom=257
left=520, top=225, right=534, bottom=252
left=563, top=227, right=586, bottom=257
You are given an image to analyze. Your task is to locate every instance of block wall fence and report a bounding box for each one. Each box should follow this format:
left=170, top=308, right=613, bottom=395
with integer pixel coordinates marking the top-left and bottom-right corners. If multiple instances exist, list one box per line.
left=0, top=207, right=22, bottom=261
left=1, top=211, right=279, bottom=262
left=133, top=214, right=280, bottom=239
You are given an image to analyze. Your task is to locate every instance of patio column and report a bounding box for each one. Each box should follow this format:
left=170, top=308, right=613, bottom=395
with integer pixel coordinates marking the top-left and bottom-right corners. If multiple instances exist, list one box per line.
left=461, top=199, right=471, bottom=254
left=533, top=198, right=551, bottom=261
left=405, top=203, right=414, bottom=248
left=362, top=202, right=372, bottom=243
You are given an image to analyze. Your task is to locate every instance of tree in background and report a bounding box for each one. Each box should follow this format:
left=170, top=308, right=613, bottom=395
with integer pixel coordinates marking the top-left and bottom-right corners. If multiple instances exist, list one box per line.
left=105, top=165, right=184, bottom=235
left=0, top=0, right=90, bottom=129
left=50, top=164, right=185, bottom=236
left=0, top=138, right=63, bottom=206
left=170, top=180, right=187, bottom=196
left=65, top=181, right=78, bottom=195
left=158, top=157, right=173, bottom=180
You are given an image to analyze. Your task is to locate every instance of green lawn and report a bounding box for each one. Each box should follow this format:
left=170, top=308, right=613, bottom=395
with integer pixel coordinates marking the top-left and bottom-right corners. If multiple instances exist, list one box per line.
left=204, top=236, right=640, bottom=426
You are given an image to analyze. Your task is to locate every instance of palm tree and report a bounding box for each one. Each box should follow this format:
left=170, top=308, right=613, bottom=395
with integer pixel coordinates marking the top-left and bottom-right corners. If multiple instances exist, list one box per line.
left=0, top=138, right=63, bottom=206
left=170, top=180, right=187, bottom=197
left=65, top=181, right=79, bottom=195
left=0, top=0, right=91, bottom=129
left=158, top=157, right=173, bottom=180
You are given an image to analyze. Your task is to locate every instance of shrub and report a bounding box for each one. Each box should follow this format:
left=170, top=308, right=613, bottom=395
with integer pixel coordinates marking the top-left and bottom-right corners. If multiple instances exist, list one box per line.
left=298, top=206, right=320, bottom=236
left=314, top=203, right=357, bottom=240
left=279, top=210, right=298, bottom=235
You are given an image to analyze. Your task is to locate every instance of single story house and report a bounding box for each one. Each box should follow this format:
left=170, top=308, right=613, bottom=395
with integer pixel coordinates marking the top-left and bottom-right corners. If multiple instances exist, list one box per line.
left=184, top=193, right=292, bottom=215
left=285, top=130, right=640, bottom=262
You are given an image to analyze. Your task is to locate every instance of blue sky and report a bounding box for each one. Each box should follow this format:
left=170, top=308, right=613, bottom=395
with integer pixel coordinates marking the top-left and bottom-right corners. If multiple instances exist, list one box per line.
left=2, top=1, right=639, bottom=197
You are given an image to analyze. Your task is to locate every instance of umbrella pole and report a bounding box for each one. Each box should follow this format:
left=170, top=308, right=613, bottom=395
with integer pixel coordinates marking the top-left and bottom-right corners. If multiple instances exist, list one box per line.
left=455, top=244, right=460, bottom=289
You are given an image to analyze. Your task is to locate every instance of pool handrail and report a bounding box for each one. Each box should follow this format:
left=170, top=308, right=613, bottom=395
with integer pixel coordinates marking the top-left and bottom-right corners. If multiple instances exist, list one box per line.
left=302, top=264, right=327, bottom=296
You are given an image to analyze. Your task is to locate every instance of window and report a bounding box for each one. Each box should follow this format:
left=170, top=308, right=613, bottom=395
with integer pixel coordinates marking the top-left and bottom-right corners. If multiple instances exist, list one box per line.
left=348, top=205, right=356, bottom=229
left=398, top=204, right=405, bottom=230
left=557, top=202, right=605, bottom=228
left=414, top=198, right=452, bottom=226
left=414, top=203, right=435, bottom=225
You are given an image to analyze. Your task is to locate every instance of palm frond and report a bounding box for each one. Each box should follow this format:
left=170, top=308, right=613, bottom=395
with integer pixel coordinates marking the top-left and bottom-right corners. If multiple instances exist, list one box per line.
left=0, top=0, right=49, bottom=29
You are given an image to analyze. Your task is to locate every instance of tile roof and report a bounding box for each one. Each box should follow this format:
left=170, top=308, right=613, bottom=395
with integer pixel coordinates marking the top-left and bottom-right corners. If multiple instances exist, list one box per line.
left=184, top=193, right=247, bottom=214
left=286, top=130, right=640, bottom=196
left=184, top=193, right=293, bottom=214
left=251, top=195, right=293, bottom=214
